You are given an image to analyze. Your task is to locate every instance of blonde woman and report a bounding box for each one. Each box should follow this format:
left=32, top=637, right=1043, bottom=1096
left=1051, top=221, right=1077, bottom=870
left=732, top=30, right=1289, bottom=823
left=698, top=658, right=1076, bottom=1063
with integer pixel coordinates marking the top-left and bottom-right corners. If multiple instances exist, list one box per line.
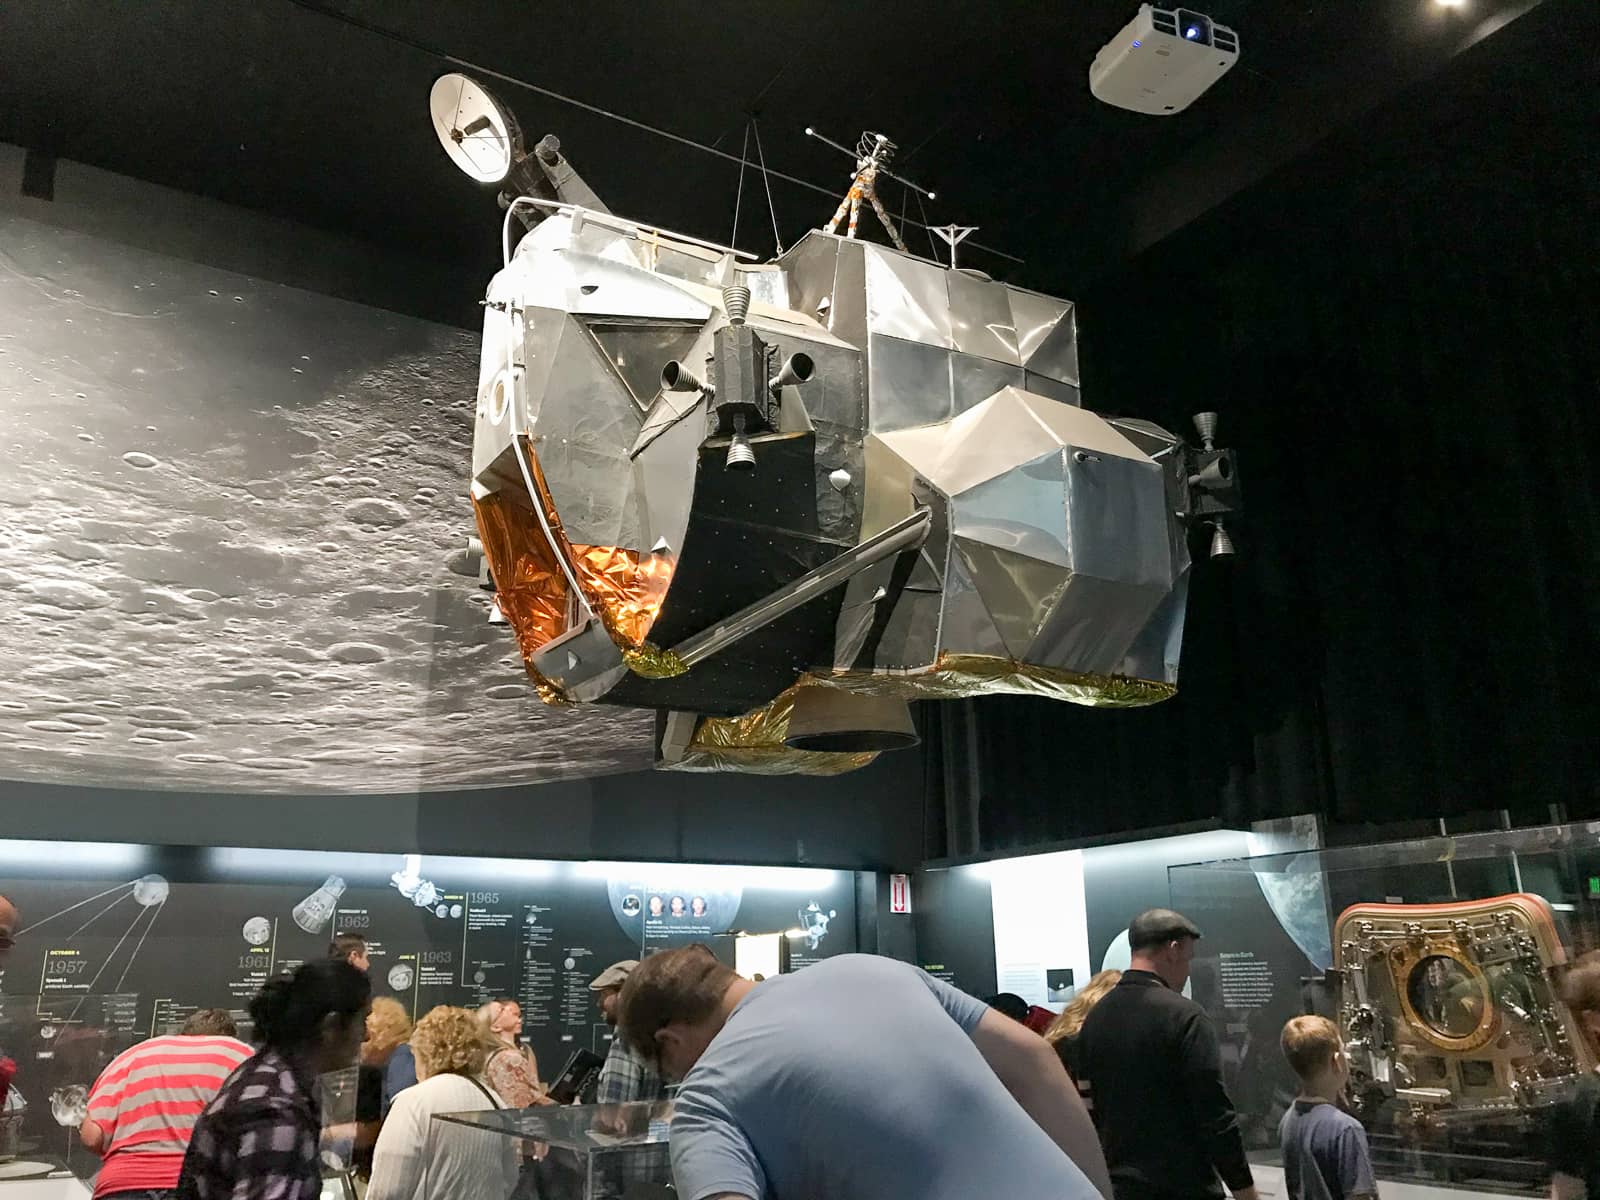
left=366, top=1006, right=518, bottom=1200
left=1046, top=969, right=1122, bottom=1083
left=362, top=997, right=419, bottom=1115
left=477, top=998, right=548, bottom=1108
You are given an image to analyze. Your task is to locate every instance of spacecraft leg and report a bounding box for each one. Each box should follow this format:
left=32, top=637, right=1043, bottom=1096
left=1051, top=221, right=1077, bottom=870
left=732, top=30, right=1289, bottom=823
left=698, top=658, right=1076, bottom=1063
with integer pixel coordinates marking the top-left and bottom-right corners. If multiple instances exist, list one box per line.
left=824, top=188, right=856, bottom=237
left=867, top=190, right=908, bottom=253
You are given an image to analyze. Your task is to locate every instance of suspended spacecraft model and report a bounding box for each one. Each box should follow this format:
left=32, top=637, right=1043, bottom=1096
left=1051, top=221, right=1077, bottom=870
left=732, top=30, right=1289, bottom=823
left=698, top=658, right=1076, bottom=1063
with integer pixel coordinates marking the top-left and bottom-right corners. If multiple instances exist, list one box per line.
left=431, top=74, right=1242, bottom=774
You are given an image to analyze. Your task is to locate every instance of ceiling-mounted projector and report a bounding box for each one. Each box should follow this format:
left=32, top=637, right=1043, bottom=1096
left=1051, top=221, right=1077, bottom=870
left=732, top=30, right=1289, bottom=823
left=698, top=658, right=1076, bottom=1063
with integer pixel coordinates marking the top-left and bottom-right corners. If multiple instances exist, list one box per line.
left=1090, top=5, right=1239, bottom=115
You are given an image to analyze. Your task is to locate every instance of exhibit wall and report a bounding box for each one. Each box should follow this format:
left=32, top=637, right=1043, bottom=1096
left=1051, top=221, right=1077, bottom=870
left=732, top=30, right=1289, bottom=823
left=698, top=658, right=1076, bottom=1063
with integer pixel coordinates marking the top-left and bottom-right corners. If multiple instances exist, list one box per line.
left=914, top=827, right=1253, bottom=1004
left=0, top=836, right=855, bottom=1167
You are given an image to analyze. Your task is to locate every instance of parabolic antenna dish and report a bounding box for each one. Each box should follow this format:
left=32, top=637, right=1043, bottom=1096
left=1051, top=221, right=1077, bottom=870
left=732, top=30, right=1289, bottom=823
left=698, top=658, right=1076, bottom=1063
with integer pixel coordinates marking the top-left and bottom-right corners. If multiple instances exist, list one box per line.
left=430, top=73, right=519, bottom=183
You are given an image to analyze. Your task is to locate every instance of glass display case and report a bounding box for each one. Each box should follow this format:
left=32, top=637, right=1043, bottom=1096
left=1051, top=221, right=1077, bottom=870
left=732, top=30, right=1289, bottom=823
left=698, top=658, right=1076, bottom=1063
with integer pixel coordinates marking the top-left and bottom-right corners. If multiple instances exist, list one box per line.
left=1168, top=821, right=1600, bottom=1197
left=429, top=1100, right=673, bottom=1200
left=0, top=993, right=141, bottom=1190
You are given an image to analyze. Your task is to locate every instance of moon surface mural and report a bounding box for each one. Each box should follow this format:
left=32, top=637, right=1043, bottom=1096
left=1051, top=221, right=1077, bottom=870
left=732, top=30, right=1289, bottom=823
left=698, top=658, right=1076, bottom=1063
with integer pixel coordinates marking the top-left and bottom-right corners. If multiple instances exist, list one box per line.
left=0, top=208, right=655, bottom=792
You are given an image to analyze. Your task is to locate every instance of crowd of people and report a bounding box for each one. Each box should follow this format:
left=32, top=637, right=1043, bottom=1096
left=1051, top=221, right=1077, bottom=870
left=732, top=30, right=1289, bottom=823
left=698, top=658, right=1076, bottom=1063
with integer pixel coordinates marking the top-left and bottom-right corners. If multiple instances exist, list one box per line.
left=7, top=888, right=1600, bottom=1200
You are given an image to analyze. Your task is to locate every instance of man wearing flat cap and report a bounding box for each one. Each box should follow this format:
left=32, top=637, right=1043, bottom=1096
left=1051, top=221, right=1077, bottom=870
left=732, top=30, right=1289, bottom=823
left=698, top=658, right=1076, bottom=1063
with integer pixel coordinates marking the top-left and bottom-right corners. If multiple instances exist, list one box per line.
left=1078, top=909, right=1257, bottom=1200
left=589, top=960, right=665, bottom=1107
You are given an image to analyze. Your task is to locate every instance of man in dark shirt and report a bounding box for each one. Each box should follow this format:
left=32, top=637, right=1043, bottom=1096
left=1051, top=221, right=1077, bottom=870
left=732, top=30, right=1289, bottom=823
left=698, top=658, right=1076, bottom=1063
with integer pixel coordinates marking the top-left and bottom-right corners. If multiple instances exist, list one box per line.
left=1078, top=909, right=1258, bottom=1200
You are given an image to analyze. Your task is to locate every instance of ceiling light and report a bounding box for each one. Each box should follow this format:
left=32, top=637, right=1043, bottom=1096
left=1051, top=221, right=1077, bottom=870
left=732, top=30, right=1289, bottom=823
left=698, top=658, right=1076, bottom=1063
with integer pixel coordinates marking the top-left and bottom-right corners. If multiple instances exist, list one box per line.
left=1434, top=0, right=1467, bottom=7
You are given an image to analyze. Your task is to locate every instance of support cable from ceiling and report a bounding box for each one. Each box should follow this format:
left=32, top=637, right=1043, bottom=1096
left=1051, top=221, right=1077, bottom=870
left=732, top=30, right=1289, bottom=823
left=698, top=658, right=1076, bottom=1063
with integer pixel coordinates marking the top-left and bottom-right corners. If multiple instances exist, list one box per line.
left=278, top=0, right=1020, bottom=265
left=730, top=122, right=751, bottom=249
left=749, top=117, right=785, bottom=257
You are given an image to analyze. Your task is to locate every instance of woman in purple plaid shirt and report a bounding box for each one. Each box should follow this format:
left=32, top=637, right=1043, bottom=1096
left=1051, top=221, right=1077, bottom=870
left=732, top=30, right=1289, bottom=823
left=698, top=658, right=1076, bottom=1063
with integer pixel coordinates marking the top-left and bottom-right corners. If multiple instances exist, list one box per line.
left=178, top=961, right=371, bottom=1200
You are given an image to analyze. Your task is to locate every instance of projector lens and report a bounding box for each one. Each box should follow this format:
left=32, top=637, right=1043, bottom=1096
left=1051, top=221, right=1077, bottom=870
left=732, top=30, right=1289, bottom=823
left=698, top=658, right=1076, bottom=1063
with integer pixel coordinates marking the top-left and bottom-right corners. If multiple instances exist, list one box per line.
left=1176, top=10, right=1213, bottom=44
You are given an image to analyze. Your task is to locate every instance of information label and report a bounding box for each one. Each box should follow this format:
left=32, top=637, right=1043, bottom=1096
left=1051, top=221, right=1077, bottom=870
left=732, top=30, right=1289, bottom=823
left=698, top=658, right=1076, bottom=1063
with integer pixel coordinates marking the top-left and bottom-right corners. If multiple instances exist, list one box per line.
left=1218, top=951, right=1275, bottom=1009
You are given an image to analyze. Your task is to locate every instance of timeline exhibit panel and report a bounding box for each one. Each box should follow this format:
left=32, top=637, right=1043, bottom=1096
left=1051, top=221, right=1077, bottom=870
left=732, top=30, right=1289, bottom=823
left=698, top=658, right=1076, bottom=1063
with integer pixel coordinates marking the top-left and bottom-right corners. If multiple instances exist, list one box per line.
left=0, top=838, right=855, bottom=1161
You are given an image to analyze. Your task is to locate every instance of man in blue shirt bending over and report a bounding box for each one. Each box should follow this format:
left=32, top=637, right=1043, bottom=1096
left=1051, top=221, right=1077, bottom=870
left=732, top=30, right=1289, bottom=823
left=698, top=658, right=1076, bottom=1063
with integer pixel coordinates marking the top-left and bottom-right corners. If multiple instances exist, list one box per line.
left=617, top=946, right=1111, bottom=1200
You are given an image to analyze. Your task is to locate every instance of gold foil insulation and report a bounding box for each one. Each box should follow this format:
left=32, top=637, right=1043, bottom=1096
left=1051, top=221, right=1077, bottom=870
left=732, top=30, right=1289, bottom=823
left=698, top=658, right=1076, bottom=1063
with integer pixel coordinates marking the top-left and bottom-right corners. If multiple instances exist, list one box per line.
left=622, top=643, right=689, bottom=679
left=816, top=654, right=1176, bottom=707
left=668, top=686, right=881, bottom=776
left=472, top=438, right=675, bottom=705
left=471, top=488, right=571, bottom=662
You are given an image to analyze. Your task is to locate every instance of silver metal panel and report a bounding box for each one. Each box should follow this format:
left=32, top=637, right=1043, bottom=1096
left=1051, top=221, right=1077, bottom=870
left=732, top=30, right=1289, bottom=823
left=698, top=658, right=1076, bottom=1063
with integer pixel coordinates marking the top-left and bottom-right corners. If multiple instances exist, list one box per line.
left=936, top=548, right=1015, bottom=661
left=864, top=244, right=953, bottom=349
left=829, top=238, right=868, bottom=351
left=540, top=219, right=714, bottom=321
left=632, top=404, right=705, bottom=560
left=1109, top=418, right=1191, bottom=584
left=867, top=334, right=954, bottom=434
left=740, top=265, right=790, bottom=310
left=631, top=389, right=704, bottom=458
left=507, top=305, right=568, bottom=430
left=653, top=245, right=723, bottom=289
left=814, top=430, right=865, bottom=545
left=580, top=320, right=702, bottom=412
left=529, top=317, right=643, bottom=548
left=530, top=618, right=628, bottom=703
left=951, top=352, right=1025, bottom=416
left=1026, top=311, right=1080, bottom=386
left=872, top=588, right=943, bottom=670
left=947, top=270, right=1020, bottom=364
left=796, top=341, right=866, bottom=436
left=950, top=449, right=1071, bottom=568
left=1062, top=451, right=1171, bottom=588
left=874, top=387, right=1053, bottom=498
left=833, top=556, right=899, bottom=669
left=1022, top=373, right=1081, bottom=407
left=952, top=536, right=1071, bottom=660
left=1007, top=287, right=1072, bottom=364
left=905, top=542, right=945, bottom=592
left=1116, top=566, right=1190, bottom=685
left=1027, top=574, right=1168, bottom=675
left=833, top=596, right=881, bottom=670
left=1107, top=418, right=1180, bottom=457
left=777, top=233, right=839, bottom=322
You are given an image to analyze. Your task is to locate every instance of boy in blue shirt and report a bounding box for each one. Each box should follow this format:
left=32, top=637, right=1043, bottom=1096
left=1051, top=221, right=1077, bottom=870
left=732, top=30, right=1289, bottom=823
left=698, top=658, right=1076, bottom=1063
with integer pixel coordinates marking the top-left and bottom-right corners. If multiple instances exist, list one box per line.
left=1278, top=1016, right=1378, bottom=1200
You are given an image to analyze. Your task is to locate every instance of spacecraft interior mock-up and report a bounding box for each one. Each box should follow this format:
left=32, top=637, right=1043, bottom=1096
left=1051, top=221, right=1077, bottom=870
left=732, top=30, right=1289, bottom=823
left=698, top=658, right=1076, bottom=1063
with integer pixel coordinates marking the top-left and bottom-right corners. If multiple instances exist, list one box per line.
left=435, top=74, right=1243, bottom=774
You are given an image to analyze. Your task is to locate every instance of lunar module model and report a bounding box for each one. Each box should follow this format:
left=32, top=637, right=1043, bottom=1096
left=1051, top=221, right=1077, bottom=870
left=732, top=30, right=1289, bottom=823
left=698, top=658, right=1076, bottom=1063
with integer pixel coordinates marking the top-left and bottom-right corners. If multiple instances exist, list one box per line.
left=1332, top=895, right=1592, bottom=1142
left=432, top=75, right=1243, bottom=774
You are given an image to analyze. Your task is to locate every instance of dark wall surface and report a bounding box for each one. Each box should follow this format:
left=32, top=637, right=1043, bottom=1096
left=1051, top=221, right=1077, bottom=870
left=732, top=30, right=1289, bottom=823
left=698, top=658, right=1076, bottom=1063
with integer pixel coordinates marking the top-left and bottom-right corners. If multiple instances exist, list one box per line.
left=1, top=747, right=924, bottom=870
left=927, top=3, right=1600, bottom=852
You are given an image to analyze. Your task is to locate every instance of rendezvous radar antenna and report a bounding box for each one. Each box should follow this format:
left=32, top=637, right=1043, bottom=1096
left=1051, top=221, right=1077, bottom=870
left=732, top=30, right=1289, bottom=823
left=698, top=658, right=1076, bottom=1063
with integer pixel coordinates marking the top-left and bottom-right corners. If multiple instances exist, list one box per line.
left=804, top=127, right=936, bottom=254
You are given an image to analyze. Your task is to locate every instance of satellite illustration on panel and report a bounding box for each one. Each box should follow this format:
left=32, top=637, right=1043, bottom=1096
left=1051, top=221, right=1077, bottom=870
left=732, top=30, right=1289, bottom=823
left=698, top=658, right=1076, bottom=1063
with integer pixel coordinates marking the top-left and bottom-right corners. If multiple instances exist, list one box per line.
left=431, top=74, right=1243, bottom=775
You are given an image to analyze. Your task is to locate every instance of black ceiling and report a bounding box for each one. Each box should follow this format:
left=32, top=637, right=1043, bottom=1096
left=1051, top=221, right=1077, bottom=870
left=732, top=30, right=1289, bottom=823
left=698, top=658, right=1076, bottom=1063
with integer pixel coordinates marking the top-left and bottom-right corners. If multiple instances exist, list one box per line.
left=0, top=0, right=1543, bottom=318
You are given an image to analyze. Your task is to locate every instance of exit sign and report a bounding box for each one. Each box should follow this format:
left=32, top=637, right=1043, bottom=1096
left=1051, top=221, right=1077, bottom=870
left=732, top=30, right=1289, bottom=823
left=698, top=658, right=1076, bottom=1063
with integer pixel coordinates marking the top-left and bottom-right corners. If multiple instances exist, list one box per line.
left=889, top=874, right=912, bottom=914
